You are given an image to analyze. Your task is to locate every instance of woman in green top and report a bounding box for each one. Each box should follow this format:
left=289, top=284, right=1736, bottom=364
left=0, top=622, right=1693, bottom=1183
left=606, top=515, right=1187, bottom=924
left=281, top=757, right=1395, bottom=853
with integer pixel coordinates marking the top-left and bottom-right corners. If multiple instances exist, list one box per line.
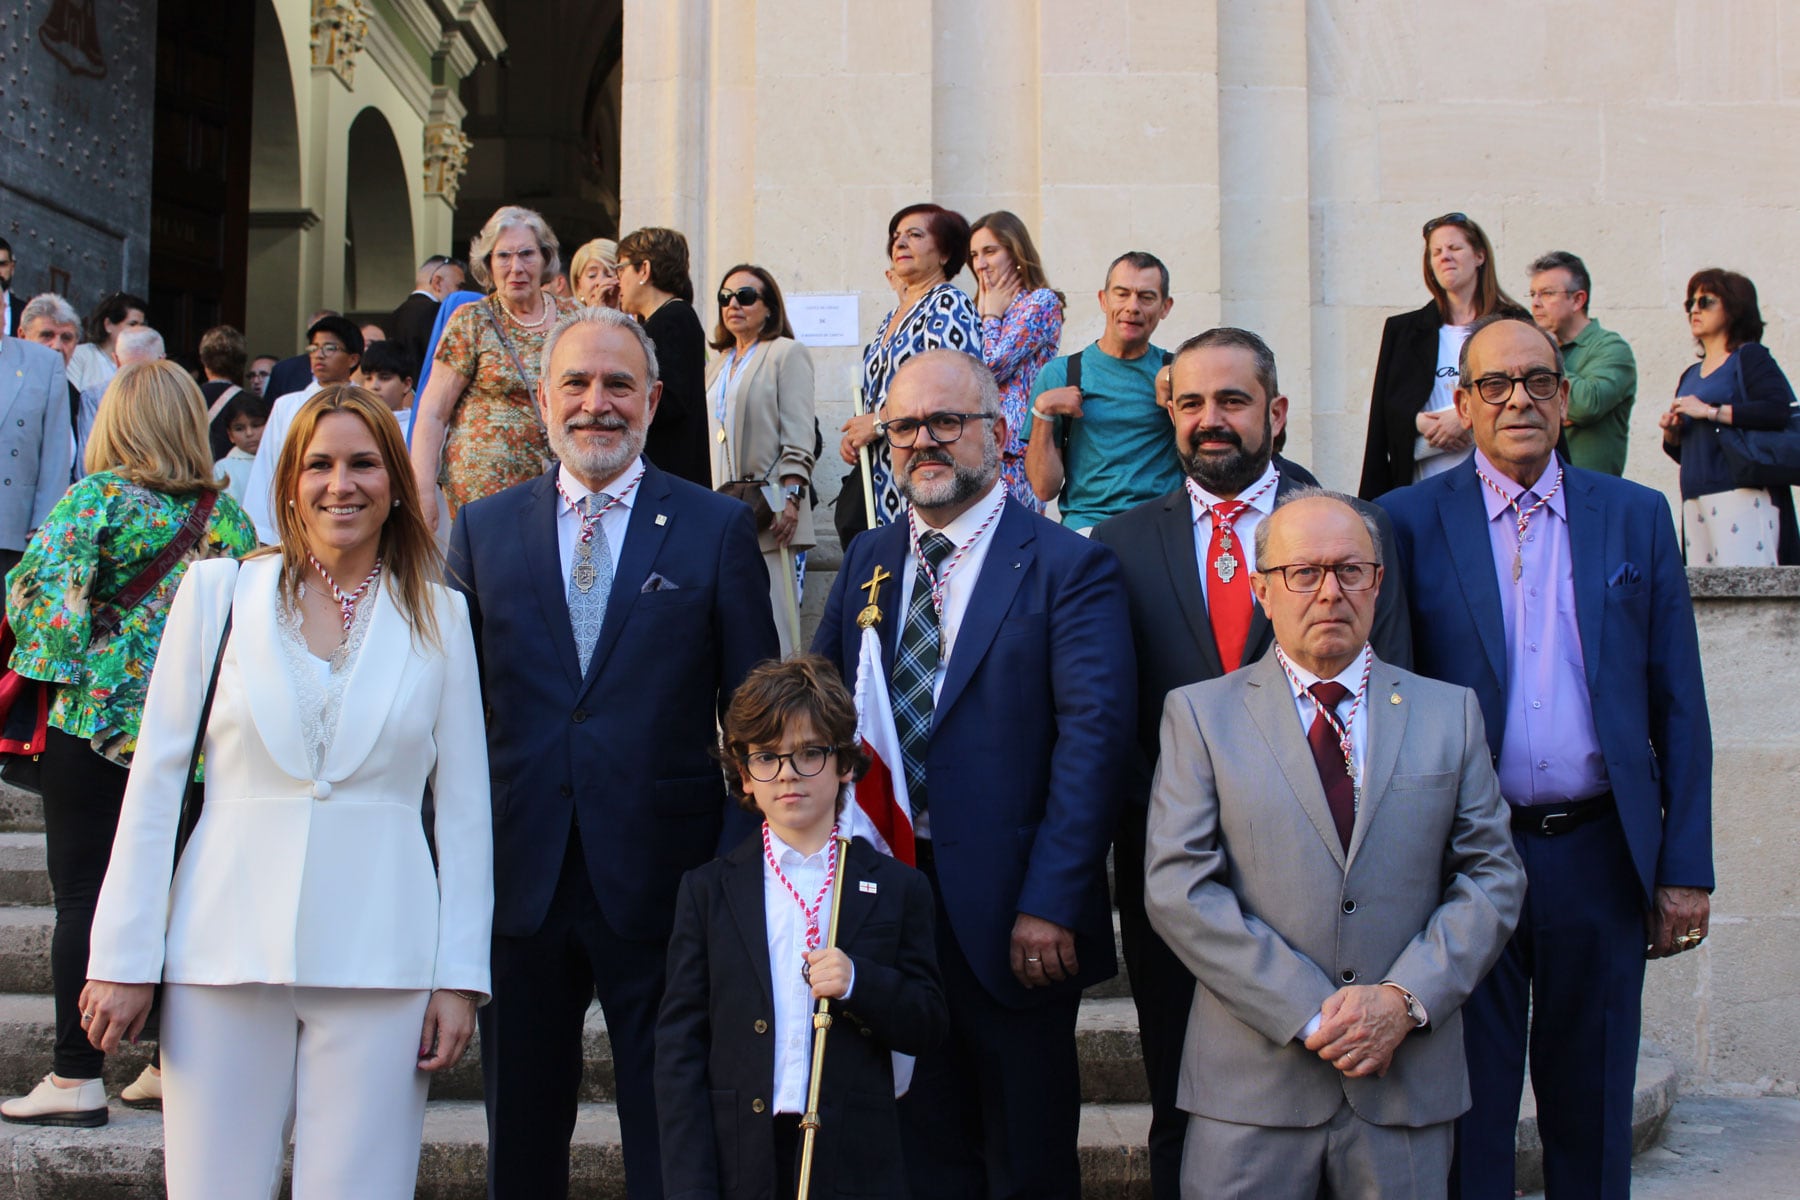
left=0, top=361, right=256, bottom=1128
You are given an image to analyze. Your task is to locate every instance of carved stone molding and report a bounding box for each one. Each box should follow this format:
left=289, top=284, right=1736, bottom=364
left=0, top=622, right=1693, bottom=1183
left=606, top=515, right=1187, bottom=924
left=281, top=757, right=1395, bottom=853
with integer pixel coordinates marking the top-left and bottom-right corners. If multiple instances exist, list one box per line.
left=311, top=0, right=370, bottom=87
left=423, top=120, right=472, bottom=206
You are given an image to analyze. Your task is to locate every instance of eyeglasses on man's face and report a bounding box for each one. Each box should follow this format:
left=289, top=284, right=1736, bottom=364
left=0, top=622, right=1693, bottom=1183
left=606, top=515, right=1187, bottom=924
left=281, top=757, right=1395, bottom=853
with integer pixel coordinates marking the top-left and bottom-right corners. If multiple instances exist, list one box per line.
left=1527, top=288, right=1574, bottom=303
left=1468, top=369, right=1563, bottom=406
left=308, top=342, right=346, bottom=358
left=1258, top=562, right=1380, bottom=592
left=877, top=412, right=997, bottom=448
left=742, top=746, right=835, bottom=781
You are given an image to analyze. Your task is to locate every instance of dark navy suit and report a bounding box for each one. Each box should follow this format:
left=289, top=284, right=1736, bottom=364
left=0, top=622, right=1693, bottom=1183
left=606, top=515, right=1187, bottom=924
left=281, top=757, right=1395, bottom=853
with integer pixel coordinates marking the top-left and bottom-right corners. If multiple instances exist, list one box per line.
left=1378, top=458, right=1713, bottom=1200
left=450, top=461, right=778, bottom=1199
left=813, top=499, right=1134, bottom=1198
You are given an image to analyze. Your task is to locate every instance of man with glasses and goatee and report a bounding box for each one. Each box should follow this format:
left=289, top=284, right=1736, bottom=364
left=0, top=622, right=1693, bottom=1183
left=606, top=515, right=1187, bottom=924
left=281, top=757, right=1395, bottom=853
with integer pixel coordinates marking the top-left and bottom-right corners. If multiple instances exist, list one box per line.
left=812, top=349, right=1133, bottom=1199
left=1378, top=314, right=1713, bottom=1200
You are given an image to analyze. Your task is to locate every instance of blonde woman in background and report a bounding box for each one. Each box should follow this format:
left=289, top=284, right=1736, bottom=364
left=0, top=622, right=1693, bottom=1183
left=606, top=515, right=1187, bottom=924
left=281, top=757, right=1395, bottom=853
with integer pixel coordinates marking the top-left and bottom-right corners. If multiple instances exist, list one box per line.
left=570, top=238, right=621, bottom=308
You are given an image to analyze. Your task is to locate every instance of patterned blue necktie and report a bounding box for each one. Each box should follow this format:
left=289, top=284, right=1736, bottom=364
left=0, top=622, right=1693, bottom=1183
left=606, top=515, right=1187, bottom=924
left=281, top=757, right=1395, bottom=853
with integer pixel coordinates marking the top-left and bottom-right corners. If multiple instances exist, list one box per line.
left=892, top=531, right=954, bottom=815
left=568, top=492, right=615, bottom=675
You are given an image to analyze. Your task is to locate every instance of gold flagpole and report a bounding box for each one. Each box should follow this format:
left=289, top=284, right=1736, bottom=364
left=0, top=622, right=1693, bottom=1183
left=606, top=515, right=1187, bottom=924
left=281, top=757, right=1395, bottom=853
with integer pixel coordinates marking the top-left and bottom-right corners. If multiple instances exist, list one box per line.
left=794, top=833, right=852, bottom=1200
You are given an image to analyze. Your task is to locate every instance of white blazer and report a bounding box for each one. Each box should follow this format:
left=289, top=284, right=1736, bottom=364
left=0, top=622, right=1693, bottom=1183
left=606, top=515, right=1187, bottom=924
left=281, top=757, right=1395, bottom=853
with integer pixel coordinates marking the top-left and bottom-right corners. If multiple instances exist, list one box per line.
left=88, top=556, right=493, bottom=996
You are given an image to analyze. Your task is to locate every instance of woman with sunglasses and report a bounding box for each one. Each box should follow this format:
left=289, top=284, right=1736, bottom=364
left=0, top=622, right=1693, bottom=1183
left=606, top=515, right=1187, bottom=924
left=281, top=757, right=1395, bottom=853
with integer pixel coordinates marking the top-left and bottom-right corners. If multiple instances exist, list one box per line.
left=705, top=265, right=817, bottom=653
left=1659, top=269, right=1799, bottom=565
left=1359, top=212, right=1525, bottom=499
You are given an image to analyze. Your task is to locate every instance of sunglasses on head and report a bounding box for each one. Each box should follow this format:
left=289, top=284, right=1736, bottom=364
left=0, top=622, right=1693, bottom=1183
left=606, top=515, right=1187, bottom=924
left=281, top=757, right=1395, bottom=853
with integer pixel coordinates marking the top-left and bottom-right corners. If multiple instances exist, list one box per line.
left=718, top=286, right=764, bottom=309
left=1422, top=212, right=1472, bottom=237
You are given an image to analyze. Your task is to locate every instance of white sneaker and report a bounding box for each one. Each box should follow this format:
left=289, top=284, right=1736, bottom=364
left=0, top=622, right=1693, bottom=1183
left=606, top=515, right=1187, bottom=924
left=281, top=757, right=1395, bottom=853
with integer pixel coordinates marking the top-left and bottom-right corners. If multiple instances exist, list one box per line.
left=120, top=1065, right=162, bottom=1109
left=0, top=1074, right=108, bottom=1127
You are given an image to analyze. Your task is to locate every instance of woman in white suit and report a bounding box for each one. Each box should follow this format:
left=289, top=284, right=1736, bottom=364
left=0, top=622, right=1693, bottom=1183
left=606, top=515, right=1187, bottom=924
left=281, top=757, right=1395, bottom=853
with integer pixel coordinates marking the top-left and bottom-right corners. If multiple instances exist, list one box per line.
left=704, top=264, right=816, bottom=652
left=79, top=385, right=493, bottom=1199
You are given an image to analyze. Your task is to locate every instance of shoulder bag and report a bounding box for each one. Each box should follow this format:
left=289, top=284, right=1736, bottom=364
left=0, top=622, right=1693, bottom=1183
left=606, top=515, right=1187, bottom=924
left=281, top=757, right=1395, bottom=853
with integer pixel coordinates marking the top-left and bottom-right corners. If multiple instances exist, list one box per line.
left=1713, top=352, right=1800, bottom=488
left=0, top=490, right=220, bottom=794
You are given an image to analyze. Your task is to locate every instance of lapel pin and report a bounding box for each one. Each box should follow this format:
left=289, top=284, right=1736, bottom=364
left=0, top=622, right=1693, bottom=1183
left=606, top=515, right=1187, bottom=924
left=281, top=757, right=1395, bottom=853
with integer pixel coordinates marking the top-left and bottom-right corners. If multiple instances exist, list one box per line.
left=654, top=513, right=668, bottom=526
left=1390, top=693, right=1402, bottom=704
left=859, top=880, right=878, bottom=894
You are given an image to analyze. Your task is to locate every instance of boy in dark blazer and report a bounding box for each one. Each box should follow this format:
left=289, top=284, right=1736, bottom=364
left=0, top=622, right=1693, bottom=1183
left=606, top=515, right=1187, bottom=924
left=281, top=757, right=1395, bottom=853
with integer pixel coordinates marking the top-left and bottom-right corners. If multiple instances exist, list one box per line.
left=656, top=656, right=946, bottom=1200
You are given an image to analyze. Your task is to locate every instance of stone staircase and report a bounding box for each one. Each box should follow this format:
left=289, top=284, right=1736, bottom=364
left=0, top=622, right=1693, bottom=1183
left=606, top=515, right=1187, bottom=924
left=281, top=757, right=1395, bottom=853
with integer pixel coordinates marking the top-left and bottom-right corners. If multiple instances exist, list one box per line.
left=0, top=780, right=1674, bottom=1197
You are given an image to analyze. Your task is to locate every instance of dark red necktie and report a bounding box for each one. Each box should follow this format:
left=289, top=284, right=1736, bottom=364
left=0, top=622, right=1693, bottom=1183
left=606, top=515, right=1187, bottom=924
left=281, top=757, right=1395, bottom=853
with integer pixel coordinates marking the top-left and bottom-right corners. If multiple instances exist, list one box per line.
left=1205, top=500, right=1252, bottom=671
left=1307, top=681, right=1355, bottom=850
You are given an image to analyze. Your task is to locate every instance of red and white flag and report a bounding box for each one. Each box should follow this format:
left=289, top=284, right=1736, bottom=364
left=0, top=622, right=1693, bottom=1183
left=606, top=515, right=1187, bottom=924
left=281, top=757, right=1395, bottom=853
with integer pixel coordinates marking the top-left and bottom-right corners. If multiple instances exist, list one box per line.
left=841, top=622, right=917, bottom=1095
left=843, top=625, right=915, bottom=866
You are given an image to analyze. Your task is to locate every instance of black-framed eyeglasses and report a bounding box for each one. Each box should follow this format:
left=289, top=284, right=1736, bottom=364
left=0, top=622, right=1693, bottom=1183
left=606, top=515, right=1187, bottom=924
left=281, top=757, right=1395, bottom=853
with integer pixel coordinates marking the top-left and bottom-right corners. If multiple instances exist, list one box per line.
left=1684, top=294, right=1719, bottom=314
left=878, top=412, right=997, bottom=448
left=742, top=746, right=835, bottom=781
left=1258, top=562, right=1380, bottom=592
left=1422, top=212, right=1471, bottom=237
left=1469, top=369, right=1563, bottom=406
left=718, top=286, right=765, bottom=309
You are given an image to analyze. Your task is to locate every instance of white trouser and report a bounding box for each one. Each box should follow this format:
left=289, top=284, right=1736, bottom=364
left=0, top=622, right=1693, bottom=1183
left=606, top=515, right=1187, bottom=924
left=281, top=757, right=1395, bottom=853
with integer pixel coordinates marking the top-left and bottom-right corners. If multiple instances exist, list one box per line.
left=160, top=983, right=431, bottom=1200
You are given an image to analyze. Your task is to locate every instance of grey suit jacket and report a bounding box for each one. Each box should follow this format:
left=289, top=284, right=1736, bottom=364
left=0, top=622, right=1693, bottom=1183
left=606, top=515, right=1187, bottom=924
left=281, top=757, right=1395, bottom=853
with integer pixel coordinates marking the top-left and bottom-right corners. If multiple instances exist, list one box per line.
left=1144, top=652, right=1523, bottom=1129
left=0, top=338, right=74, bottom=550
left=703, top=336, right=817, bottom=551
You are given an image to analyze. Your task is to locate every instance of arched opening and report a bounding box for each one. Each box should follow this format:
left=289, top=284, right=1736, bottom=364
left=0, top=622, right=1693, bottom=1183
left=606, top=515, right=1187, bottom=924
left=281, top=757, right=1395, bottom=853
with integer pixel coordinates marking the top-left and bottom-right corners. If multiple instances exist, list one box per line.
left=244, top=0, right=306, bottom=355
left=344, top=107, right=416, bottom=318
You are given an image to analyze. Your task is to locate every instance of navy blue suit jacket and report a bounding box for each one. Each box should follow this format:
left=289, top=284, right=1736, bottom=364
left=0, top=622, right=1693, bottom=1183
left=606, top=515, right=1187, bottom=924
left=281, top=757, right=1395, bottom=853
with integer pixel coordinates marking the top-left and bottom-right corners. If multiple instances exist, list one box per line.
left=812, top=500, right=1134, bottom=1007
left=1376, top=458, right=1713, bottom=905
left=449, top=462, right=779, bottom=940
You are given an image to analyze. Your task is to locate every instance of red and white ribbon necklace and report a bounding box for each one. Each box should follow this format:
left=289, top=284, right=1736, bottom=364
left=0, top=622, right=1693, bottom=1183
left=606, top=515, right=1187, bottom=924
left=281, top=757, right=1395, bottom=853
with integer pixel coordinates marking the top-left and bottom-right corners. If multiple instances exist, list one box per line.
left=1185, top=466, right=1280, bottom=582
left=1273, top=643, right=1373, bottom=800
left=906, top=486, right=1007, bottom=619
left=763, top=822, right=840, bottom=962
left=307, top=553, right=383, bottom=633
left=556, top=468, right=644, bottom=547
left=1475, top=460, right=1564, bottom=583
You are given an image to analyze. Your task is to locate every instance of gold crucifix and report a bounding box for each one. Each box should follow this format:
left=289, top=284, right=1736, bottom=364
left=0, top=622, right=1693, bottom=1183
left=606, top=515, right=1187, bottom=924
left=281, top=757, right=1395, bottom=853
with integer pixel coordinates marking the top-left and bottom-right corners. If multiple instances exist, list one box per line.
left=856, top=564, right=892, bottom=629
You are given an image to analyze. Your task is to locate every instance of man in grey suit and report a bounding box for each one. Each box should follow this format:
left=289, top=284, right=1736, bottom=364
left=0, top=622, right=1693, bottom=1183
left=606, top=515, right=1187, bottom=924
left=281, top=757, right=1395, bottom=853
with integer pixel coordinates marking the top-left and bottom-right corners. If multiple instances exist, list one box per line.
left=0, top=333, right=74, bottom=576
left=1145, top=490, right=1524, bottom=1197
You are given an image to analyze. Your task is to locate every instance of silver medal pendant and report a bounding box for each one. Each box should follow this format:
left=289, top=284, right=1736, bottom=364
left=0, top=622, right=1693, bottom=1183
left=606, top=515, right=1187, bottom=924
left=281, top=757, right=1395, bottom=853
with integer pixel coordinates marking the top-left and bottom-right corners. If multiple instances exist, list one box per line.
left=572, top=557, right=597, bottom=593
left=1215, top=551, right=1239, bottom=583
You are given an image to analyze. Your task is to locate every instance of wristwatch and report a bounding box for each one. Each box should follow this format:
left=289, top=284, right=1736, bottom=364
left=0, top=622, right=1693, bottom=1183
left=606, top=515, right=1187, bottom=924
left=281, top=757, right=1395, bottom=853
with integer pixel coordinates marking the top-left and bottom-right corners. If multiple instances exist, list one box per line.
left=1382, top=982, right=1428, bottom=1029
left=783, top=484, right=804, bottom=506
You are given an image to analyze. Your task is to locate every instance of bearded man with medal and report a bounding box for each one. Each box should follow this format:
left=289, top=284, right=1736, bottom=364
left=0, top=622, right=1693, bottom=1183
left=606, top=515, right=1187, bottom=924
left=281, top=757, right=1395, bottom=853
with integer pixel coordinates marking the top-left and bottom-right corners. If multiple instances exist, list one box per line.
left=1377, top=315, right=1715, bottom=1200
left=1142, top=488, right=1524, bottom=1198
left=1091, top=327, right=1416, bottom=1199
left=812, top=349, right=1134, bottom=1199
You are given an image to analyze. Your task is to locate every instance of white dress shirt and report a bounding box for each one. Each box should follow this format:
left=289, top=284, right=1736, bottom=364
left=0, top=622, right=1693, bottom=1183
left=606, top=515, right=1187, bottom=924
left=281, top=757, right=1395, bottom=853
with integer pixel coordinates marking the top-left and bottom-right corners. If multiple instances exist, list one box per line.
left=1186, top=460, right=1281, bottom=606
left=554, top=458, right=644, bottom=589
left=243, top=379, right=323, bottom=543
left=763, top=828, right=853, bottom=1113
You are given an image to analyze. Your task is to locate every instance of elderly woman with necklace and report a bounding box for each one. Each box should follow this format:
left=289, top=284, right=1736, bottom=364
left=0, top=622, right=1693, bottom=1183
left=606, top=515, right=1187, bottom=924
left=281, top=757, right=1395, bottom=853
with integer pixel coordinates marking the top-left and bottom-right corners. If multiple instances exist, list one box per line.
left=80, top=386, right=492, bottom=1198
left=838, top=203, right=983, bottom=528
left=410, top=205, right=563, bottom=531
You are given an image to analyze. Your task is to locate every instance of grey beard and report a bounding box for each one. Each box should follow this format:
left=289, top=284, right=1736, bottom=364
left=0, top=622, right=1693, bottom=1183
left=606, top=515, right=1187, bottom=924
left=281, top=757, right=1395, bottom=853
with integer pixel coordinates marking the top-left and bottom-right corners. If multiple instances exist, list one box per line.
left=897, top=442, right=1000, bottom=512
left=548, top=418, right=646, bottom=481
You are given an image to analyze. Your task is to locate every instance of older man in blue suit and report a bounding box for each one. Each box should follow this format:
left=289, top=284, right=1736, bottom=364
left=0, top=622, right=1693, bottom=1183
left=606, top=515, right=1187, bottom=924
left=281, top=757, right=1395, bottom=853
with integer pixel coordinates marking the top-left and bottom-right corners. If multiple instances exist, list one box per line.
left=449, top=306, right=777, bottom=1200
left=1377, top=314, right=1713, bottom=1200
left=813, top=350, right=1134, bottom=1199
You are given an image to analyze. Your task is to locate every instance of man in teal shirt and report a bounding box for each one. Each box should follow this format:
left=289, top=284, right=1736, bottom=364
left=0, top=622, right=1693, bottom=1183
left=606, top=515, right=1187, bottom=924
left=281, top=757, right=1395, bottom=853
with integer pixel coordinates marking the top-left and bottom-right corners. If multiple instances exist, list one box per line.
left=1529, top=251, right=1637, bottom=475
left=1024, top=251, right=1181, bottom=529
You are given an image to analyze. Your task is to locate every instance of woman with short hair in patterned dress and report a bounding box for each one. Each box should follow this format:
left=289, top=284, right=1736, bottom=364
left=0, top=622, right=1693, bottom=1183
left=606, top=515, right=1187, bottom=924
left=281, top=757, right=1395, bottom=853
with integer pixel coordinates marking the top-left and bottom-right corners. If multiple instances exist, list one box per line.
left=409, top=205, right=563, bottom=533
left=838, top=203, right=984, bottom=528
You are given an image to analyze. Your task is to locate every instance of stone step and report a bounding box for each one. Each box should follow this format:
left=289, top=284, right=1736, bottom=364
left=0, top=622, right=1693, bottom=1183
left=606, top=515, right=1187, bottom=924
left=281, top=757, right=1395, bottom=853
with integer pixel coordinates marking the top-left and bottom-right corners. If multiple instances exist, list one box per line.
left=0, top=992, right=1150, bottom=1107
left=0, top=910, right=51, bottom=996
left=0, top=835, right=49, bottom=907
left=0, top=1053, right=1683, bottom=1200
left=0, top=787, right=41, bottom=836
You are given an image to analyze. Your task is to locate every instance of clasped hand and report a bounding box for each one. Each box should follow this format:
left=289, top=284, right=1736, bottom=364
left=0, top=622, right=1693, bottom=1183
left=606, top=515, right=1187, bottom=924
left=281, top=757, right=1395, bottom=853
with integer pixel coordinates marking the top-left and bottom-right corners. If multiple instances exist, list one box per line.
left=1303, top=985, right=1413, bottom=1078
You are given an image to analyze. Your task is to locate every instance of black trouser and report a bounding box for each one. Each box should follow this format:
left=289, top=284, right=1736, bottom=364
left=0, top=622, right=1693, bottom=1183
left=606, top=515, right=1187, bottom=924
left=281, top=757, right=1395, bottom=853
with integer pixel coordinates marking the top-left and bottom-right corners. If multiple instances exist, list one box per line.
left=39, top=727, right=130, bottom=1080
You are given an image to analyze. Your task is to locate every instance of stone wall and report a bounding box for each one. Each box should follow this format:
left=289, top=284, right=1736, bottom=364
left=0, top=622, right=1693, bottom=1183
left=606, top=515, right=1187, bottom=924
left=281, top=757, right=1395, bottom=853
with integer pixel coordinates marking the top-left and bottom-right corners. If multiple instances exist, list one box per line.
left=0, top=0, right=157, bottom=314
left=1642, top=568, right=1800, bottom=1096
